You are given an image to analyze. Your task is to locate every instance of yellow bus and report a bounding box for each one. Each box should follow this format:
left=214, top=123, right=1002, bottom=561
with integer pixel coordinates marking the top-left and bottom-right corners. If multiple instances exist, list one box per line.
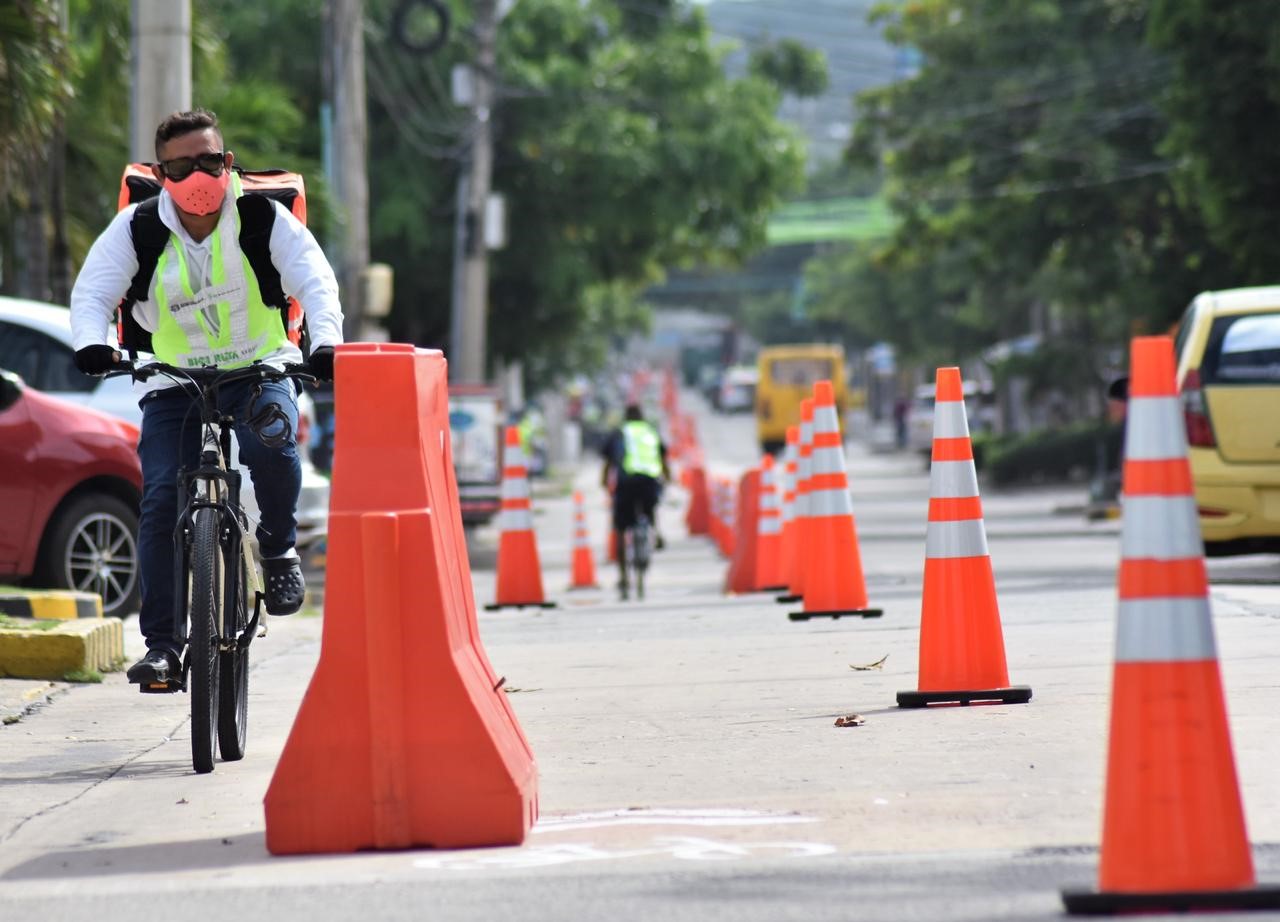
left=755, top=343, right=848, bottom=454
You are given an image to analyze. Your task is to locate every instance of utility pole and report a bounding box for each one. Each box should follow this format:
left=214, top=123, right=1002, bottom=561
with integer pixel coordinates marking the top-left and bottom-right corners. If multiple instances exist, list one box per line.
left=455, top=0, right=497, bottom=384
left=327, top=0, right=370, bottom=342
left=130, top=0, right=191, bottom=161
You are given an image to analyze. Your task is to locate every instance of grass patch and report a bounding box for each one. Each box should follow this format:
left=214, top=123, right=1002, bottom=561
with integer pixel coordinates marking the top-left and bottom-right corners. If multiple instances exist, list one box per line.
left=0, top=614, right=60, bottom=631
left=62, top=667, right=104, bottom=683
left=296, top=605, right=323, bottom=619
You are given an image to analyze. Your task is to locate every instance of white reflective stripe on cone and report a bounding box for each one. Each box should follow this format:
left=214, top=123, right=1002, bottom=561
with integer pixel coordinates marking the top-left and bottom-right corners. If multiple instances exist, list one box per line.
left=929, top=459, right=980, bottom=499
left=501, top=477, right=531, bottom=500
left=810, top=446, right=845, bottom=475
left=759, top=517, right=782, bottom=535
left=808, top=487, right=853, bottom=517
left=1115, top=597, right=1217, bottom=662
left=1125, top=397, right=1189, bottom=460
left=761, top=469, right=775, bottom=489
left=925, top=518, right=989, bottom=558
left=499, top=508, right=534, bottom=532
left=760, top=491, right=780, bottom=510
left=931, top=401, right=971, bottom=439
left=505, top=447, right=527, bottom=468
left=812, top=405, right=840, bottom=433
left=1120, top=496, right=1204, bottom=560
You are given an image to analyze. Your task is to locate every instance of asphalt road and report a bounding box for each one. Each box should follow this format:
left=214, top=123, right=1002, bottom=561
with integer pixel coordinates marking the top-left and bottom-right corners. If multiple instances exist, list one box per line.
left=2, top=398, right=1280, bottom=922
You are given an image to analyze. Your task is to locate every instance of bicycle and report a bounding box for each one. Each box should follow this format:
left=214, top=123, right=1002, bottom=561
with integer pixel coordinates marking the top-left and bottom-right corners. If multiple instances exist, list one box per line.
left=629, top=505, right=653, bottom=600
left=106, top=360, right=313, bottom=774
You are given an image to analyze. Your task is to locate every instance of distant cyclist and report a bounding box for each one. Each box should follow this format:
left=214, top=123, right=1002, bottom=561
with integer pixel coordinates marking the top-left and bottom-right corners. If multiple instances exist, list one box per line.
left=601, top=404, right=671, bottom=597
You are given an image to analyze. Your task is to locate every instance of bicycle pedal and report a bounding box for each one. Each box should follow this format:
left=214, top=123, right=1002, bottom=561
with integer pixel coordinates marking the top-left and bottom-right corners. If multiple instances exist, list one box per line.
left=139, top=679, right=184, bottom=694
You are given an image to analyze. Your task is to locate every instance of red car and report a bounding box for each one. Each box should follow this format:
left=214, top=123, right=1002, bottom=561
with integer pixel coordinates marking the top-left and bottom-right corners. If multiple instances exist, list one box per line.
left=0, top=369, right=142, bottom=617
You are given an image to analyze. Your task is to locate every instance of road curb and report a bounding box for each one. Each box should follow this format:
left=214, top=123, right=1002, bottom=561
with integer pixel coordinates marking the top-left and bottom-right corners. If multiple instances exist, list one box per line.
left=0, top=590, right=102, bottom=620
left=0, top=617, right=124, bottom=680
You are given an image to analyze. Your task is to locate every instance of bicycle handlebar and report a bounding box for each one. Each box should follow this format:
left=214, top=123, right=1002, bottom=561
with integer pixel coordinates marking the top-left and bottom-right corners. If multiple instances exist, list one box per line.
left=101, top=360, right=316, bottom=390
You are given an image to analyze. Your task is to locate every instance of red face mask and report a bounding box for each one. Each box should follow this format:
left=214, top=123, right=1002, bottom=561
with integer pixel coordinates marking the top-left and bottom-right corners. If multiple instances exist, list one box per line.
left=164, top=169, right=231, bottom=216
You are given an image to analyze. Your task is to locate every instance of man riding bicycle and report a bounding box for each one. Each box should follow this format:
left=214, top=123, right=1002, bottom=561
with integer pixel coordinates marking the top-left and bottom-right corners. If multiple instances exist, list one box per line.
left=601, top=404, right=671, bottom=599
left=69, top=109, right=343, bottom=687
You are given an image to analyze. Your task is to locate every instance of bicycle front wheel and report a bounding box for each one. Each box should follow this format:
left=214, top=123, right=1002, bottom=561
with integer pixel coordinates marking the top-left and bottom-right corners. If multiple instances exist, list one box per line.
left=189, top=507, right=222, bottom=774
left=217, top=536, right=250, bottom=762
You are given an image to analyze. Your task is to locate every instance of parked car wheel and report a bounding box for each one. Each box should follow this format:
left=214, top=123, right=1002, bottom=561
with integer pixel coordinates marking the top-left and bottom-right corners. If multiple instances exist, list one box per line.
left=36, top=493, right=141, bottom=618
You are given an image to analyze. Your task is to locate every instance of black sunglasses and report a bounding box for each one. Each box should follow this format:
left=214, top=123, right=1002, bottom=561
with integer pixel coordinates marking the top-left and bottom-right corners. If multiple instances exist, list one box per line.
left=159, top=152, right=226, bottom=181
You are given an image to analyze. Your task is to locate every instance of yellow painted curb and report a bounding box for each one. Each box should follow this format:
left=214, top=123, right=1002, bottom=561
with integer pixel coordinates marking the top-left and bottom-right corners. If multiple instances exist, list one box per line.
left=0, top=590, right=102, bottom=620
left=0, top=618, right=123, bottom=680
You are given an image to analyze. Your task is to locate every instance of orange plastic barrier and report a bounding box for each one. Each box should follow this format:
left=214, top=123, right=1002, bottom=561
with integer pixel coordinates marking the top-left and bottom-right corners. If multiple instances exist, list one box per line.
left=754, top=455, right=784, bottom=591
left=1062, top=337, right=1280, bottom=914
left=775, top=425, right=801, bottom=604
left=791, top=381, right=880, bottom=621
left=264, top=344, right=538, bottom=854
left=724, top=470, right=760, bottom=594
left=684, top=465, right=710, bottom=536
left=896, top=368, right=1026, bottom=705
left=486, top=426, right=554, bottom=610
left=568, top=491, right=599, bottom=590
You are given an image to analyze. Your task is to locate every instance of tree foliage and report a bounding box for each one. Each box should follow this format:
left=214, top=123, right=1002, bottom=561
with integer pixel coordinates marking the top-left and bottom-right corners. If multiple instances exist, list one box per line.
left=0, top=0, right=70, bottom=203
left=364, top=0, right=805, bottom=384
left=748, top=38, right=829, bottom=99
left=807, top=0, right=1237, bottom=389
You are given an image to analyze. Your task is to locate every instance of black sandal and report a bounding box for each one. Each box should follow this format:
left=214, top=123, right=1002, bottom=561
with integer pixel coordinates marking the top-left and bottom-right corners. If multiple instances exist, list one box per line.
left=262, top=555, right=306, bottom=615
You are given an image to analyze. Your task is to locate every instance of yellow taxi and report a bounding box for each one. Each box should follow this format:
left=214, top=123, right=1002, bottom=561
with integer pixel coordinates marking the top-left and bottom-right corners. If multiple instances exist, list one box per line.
left=755, top=343, right=848, bottom=454
left=1174, top=286, right=1280, bottom=552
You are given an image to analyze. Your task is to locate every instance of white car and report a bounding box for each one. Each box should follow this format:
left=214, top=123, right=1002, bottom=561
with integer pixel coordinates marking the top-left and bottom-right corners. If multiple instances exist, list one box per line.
left=0, top=296, right=330, bottom=554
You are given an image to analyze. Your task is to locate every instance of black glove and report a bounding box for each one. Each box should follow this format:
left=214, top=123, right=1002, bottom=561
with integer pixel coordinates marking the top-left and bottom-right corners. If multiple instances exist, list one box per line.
left=74, top=345, right=121, bottom=376
left=308, top=346, right=335, bottom=382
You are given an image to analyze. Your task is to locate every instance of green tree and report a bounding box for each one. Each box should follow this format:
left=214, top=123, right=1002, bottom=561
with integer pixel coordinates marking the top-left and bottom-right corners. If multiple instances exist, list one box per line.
left=814, top=0, right=1232, bottom=385
left=364, top=0, right=805, bottom=385
left=749, top=38, right=829, bottom=98
left=1149, top=0, right=1280, bottom=283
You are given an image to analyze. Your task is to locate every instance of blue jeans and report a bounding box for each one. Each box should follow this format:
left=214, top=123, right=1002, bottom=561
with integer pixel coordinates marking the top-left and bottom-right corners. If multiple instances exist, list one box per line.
left=137, top=380, right=300, bottom=654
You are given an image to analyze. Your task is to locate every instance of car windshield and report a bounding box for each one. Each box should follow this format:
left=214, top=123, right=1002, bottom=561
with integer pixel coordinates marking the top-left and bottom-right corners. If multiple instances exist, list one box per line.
left=1202, top=313, right=1280, bottom=384
left=768, top=358, right=832, bottom=387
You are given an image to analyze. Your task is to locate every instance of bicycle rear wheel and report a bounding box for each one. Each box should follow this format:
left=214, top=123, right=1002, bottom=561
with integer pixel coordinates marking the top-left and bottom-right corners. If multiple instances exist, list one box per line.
left=217, top=534, right=250, bottom=761
left=189, top=507, right=222, bottom=774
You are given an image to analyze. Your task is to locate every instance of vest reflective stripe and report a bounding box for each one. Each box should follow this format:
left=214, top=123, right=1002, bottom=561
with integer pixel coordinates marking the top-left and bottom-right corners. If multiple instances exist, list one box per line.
left=150, top=177, right=286, bottom=368
left=498, top=508, right=534, bottom=532
left=1120, top=496, right=1203, bottom=559
left=812, top=404, right=839, bottom=433
left=810, top=446, right=845, bottom=475
left=622, top=421, right=663, bottom=477
left=930, top=460, right=979, bottom=499
left=808, top=487, right=853, bottom=517
left=926, top=519, right=989, bottom=558
left=501, top=477, right=530, bottom=500
left=1125, top=397, right=1187, bottom=460
left=1115, top=597, right=1217, bottom=662
left=931, top=401, right=970, bottom=439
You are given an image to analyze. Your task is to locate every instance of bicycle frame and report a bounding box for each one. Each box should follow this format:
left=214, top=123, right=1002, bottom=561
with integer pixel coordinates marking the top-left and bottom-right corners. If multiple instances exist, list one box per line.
left=173, top=398, right=270, bottom=671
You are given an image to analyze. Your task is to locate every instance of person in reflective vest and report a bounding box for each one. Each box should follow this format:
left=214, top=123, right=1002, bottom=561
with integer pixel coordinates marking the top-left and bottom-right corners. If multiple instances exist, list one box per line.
left=69, top=109, right=344, bottom=688
left=601, top=403, right=671, bottom=598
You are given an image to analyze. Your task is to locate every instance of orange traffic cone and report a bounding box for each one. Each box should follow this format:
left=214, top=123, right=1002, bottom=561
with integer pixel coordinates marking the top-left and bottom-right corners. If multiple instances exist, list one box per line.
left=775, top=425, right=802, bottom=603
left=485, top=427, right=555, bottom=610
left=716, top=476, right=736, bottom=559
left=264, top=344, right=537, bottom=854
left=790, top=381, right=881, bottom=621
left=568, top=491, right=599, bottom=590
left=724, top=469, right=760, bottom=594
left=778, top=400, right=815, bottom=604
left=755, top=455, right=784, bottom=591
left=1062, top=337, right=1280, bottom=914
left=897, top=368, right=1028, bottom=705
left=685, top=463, right=710, bottom=536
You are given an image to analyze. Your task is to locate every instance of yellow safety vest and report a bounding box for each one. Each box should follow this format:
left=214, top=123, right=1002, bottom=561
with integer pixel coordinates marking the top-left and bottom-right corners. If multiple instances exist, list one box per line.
left=149, top=174, right=287, bottom=368
left=622, top=420, right=663, bottom=478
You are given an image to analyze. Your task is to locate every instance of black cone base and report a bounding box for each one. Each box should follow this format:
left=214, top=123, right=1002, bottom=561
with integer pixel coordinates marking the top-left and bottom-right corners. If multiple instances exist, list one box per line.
left=483, top=601, right=559, bottom=611
left=789, top=607, right=883, bottom=621
left=896, top=685, right=1032, bottom=707
left=1061, top=884, right=1280, bottom=915
left=775, top=593, right=801, bottom=603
